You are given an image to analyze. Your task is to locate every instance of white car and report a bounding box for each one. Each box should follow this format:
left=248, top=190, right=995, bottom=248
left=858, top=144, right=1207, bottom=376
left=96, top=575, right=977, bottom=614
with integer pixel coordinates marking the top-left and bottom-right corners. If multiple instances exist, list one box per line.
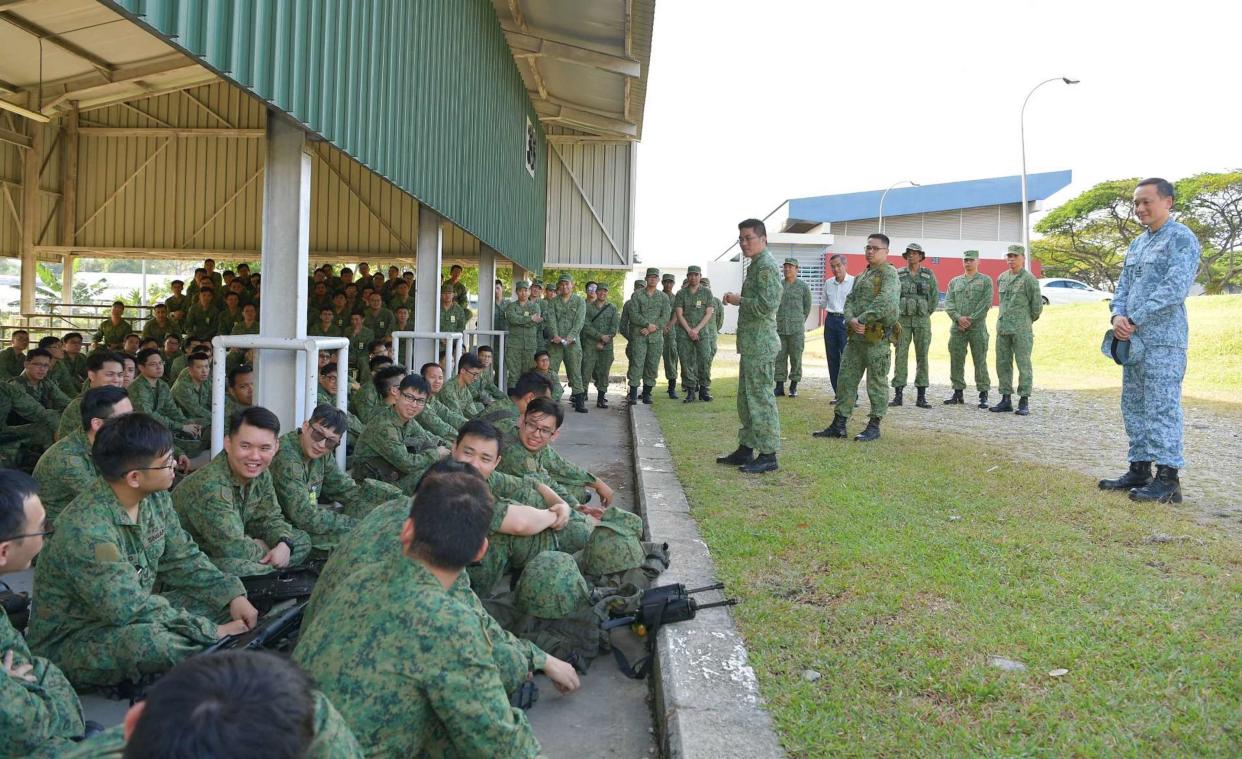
left=1037, top=278, right=1112, bottom=305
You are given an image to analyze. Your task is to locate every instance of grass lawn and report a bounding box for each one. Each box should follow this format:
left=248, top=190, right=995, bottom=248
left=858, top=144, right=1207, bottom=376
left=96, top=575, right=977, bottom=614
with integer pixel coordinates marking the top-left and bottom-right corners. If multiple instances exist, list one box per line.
left=653, top=384, right=1242, bottom=757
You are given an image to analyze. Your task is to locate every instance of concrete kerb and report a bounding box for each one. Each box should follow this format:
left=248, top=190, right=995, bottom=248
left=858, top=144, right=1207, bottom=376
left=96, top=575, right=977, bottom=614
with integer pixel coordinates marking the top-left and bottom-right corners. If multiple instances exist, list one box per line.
left=629, top=403, right=787, bottom=759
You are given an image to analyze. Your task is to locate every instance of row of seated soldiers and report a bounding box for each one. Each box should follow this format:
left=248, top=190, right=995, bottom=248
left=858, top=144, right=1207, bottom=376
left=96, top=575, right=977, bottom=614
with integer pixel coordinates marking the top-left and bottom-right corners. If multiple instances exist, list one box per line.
left=2, top=352, right=667, bottom=756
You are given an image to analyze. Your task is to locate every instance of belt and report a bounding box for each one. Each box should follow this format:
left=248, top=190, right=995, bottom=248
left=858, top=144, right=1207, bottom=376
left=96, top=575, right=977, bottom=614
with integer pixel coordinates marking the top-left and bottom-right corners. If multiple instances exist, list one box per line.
left=825, top=312, right=844, bottom=317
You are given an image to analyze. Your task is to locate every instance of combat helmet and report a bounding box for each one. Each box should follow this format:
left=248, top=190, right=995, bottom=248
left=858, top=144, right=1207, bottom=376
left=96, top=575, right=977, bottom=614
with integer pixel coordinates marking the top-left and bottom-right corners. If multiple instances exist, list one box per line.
left=581, top=507, right=647, bottom=576
left=516, top=551, right=591, bottom=619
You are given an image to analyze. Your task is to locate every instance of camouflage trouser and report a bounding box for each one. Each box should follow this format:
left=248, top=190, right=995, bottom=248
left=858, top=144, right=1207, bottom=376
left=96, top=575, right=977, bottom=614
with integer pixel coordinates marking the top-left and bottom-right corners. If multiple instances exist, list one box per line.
left=774, top=332, right=805, bottom=383
left=835, top=338, right=891, bottom=420
left=892, top=316, right=932, bottom=388
left=627, top=333, right=663, bottom=387
left=676, top=333, right=713, bottom=390
left=737, top=353, right=780, bottom=454
left=1122, top=346, right=1186, bottom=468
left=548, top=341, right=585, bottom=395
left=662, top=331, right=679, bottom=385
left=353, top=456, right=426, bottom=495
left=505, top=340, right=536, bottom=388
left=948, top=326, right=990, bottom=391
left=995, top=331, right=1034, bottom=396
left=468, top=512, right=592, bottom=597
left=581, top=343, right=614, bottom=391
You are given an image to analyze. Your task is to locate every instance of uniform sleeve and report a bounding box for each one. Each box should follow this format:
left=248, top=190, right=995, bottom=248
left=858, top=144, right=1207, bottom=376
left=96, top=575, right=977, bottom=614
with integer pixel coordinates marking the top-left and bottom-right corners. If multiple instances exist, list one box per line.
left=248, top=475, right=312, bottom=565
left=968, top=278, right=993, bottom=322
left=618, top=302, right=631, bottom=335
left=801, top=282, right=813, bottom=318
left=608, top=305, right=621, bottom=335
left=129, top=384, right=177, bottom=429
left=541, top=446, right=595, bottom=490
left=505, top=302, right=533, bottom=327
left=4, top=384, right=57, bottom=426
left=172, top=477, right=267, bottom=566
left=0, top=619, right=85, bottom=756
left=739, top=264, right=781, bottom=320
left=155, top=496, right=247, bottom=612
left=944, top=279, right=960, bottom=321
left=925, top=270, right=941, bottom=313
left=566, top=299, right=585, bottom=340
left=433, top=399, right=469, bottom=431
left=414, top=408, right=458, bottom=445
left=1026, top=274, right=1043, bottom=323
left=271, top=447, right=358, bottom=539
left=855, top=269, right=899, bottom=325
left=580, top=309, right=601, bottom=341
left=1127, top=230, right=1200, bottom=328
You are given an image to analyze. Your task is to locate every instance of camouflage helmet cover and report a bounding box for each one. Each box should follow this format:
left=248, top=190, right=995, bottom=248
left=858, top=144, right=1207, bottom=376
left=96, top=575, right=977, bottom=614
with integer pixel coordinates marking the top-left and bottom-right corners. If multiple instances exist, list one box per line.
left=516, top=551, right=591, bottom=619
left=582, top=507, right=647, bottom=576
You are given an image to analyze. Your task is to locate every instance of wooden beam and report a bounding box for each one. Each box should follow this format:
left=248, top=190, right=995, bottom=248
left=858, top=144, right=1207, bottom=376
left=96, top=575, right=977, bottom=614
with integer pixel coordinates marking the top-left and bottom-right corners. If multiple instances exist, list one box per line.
left=59, top=104, right=77, bottom=248
left=503, top=29, right=641, bottom=78
left=0, top=10, right=114, bottom=74
left=0, top=125, right=30, bottom=149
left=79, top=127, right=265, bottom=138
left=19, top=122, right=41, bottom=312
left=30, top=55, right=200, bottom=104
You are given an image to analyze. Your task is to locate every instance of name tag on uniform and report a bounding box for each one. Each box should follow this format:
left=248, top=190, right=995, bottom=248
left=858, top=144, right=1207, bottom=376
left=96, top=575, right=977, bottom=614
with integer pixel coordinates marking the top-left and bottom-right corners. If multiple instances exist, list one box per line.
left=525, top=458, right=537, bottom=472
left=695, top=300, right=702, bottom=308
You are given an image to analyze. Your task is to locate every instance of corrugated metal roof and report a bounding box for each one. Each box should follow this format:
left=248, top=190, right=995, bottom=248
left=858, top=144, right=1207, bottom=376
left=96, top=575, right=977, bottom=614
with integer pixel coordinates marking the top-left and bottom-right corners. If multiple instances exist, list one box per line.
left=788, top=170, right=1073, bottom=223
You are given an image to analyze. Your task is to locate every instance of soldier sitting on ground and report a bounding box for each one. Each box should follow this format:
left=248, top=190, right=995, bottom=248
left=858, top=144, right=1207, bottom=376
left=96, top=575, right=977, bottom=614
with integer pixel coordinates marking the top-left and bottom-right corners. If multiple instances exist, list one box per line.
left=12, top=347, right=71, bottom=412
left=57, top=351, right=125, bottom=440
left=530, top=350, right=564, bottom=403
left=498, top=397, right=613, bottom=516
left=172, top=406, right=312, bottom=577
left=128, top=348, right=203, bottom=456
left=34, top=386, right=133, bottom=523
left=351, top=373, right=449, bottom=492
left=419, top=362, right=470, bottom=431
left=474, top=370, right=554, bottom=437
left=351, top=357, right=395, bottom=425
left=293, top=462, right=569, bottom=758
left=27, top=413, right=258, bottom=691
left=438, top=352, right=487, bottom=419
left=317, top=362, right=363, bottom=438
left=0, top=329, right=29, bottom=380
left=472, top=344, right=507, bottom=406
left=0, top=368, right=61, bottom=470
left=170, top=351, right=213, bottom=431
left=225, top=363, right=255, bottom=422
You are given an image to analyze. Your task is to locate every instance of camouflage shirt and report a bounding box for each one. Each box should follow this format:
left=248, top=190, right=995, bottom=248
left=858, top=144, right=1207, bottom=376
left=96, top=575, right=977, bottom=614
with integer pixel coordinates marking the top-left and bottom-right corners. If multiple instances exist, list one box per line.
left=140, top=317, right=181, bottom=343
left=128, top=376, right=189, bottom=430
left=775, top=278, right=813, bottom=335
left=92, top=318, right=133, bottom=348
left=497, top=433, right=590, bottom=506
left=31, top=431, right=97, bottom=521
left=472, top=395, right=520, bottom=437
left=181, top=305, right=219, bottom=338
left=673, top=286, right=716, bottom=334
left=627, top=289, right=671, bottom=337
left=503, top=299, right=542, bottom=345
left=0, top=347, right=25, bottom=381
left=351, top=406, right=443, bottom=486
left=12, top=374, right=72, bottom=411
left=440, top=304, right=471, bottom=333
left=996, top=268, right=1043, bottom=335
left=438, top=377, right=483, bottom=419
left=0, top=613, right=85, bottom=757
left=170, top=373, right=211, bottom=424
left=582, top=301, right=620, bottom=345
left=944, top=271, right=993, bottom=330
left=363, top=307, right=396, bottom=338
left=897, top=266, right=940, bottom=320
left=737, top=249, right=782, bottom=357
left=56, top=396, right=84, bottom=440
left=844, top=263, right=900, bottom=331
left=349, top=382, right=384, bottom=424
left=548, top=294, right=586, bottom=342
left=172, top=452, right=312, bottom=576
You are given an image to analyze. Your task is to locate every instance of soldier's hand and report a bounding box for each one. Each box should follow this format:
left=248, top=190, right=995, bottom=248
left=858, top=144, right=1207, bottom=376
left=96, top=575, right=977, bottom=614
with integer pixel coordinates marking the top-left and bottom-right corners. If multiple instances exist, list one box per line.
left=260, top=541, right=292, bottom=568
left=688, top=328, right=699, bottom=341
left=848, top=319, right=865, bottom=335
left=229, top=595, right=259, bottom=628
left=176, top=455, right=192, bottom=474
left=216, top=619, right=250, bottom=639
left=437, top=446, right=451, bottom=459
left=3, top=650, right=36, bottom=682
left=542, top=655, right=581, bottom=694
left=532, top=314, right=543, bottom=323
left=593, top=480, right=615, bottom=508
left=252, top=538, right=270, bottom=554
left=957, top=316, right=971, bottom=330
left=549, top=501, right=571, bottom=530
left=1112, top=315, right=1135, bottom=340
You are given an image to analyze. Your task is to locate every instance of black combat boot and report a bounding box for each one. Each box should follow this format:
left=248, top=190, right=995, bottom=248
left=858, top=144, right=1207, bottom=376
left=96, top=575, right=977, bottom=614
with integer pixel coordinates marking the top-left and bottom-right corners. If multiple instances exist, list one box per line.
left=682, top=386, right=696, bottom=404
left=789, top=381, right=799, bottom=397
left=597, top=390, right=608, bottom=409
left=1098, top=461, right=1152, bottom=491
left=716, top=445, right=754, bottom=465
left=774, top=381, right=785, bottom=397
left=944, top=389, right=964, bottom=405
left=812, top=414, right=848, bottom=438
left=1015, top=396, right=1030, bottom=416
left=699, top=386, right=712, bottom=402
left=915, top=387, right=931, bottom=408
left=572, top=393, right=589, bottom=413
left=1129, top=465, right=1182, bottom=504
left=739, top=453, right=778, bottom=474
left=668, top=381, right=679, bottom=399
left=889, top=386, right=904, bottom=407
left=989, top=394, right=1013, bottom=412
left=977, top=391, right=989, bottom=409
left=626, top=385, right=638, bottom=404
left=853, top=417, right=881, bottom=442
left=641, top=385, right=654, bottom=405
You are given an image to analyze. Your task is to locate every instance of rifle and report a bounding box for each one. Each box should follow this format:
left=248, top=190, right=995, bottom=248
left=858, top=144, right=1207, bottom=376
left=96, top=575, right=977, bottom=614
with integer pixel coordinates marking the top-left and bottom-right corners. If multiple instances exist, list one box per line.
left=203, top=600, right=308, bottom=655
left=239, top=566, right=320, bottom=614
left=602, top=582, right=738, bottom=637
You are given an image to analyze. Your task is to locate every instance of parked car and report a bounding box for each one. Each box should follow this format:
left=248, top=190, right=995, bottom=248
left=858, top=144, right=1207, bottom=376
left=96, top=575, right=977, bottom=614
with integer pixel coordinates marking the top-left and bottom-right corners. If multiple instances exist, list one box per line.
left=1037, top=278, right=1112, bottom=305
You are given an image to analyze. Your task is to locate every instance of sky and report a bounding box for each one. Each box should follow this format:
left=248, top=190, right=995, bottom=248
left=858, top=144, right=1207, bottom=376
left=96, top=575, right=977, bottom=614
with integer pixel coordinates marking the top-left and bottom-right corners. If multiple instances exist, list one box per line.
left=633, top=0, right=1241, bottom=266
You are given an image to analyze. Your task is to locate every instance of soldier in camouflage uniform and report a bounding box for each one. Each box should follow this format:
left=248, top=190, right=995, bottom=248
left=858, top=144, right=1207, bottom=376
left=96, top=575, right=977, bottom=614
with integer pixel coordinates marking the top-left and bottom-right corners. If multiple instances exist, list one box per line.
left=773, top=258, right=813, bottom=397
left=814, top=233, right=899, bottom=442
left=990, top=245, right=1043, bottom=415
left=471, top=344, right=508, bottom=406
left=502, top=280, right=543, bottom=389
left=0, top=380, right=59, bottom=468
left=702, top=277, right=723, bottom=378
left=717, top=219, right=783, bottom=473
left=581, top=283, right=620, bottom=408
left=139, top=303, right=181, bottom=344
left=673, top=266, right=717, bottom=403
left=618, top=279, right=643, bottom=366
left=626, top=269, right=671, bottom=404
left=0, top=329, right=26, bottom=381
left=350, top=374, right=448, bottom=491
left=293, top=468, right=565, bottom=758
left=129, top=348, right=203, bottom=455
left=0, top=470, right=87, bottom=756
left=181, top=289, right=220, bottom=339
left=890, top=243, right=940, bottom=409
left=437, top=352, right=487, bottom=419
left=172, top=407, right=312, bottom=577
left=28, top=414, right=257, bottom=690
left=943, top=250, right=993, bottom=407
left=498, top=398, right=614, bottom=514
left=529, top=281, right=549, bottom=353
left=439, top=284, right=471, bottom=334
left=445, top=264, right=470, bottom=308
left=659, top=273, right=681, bottom=398
left=92, top=302, right=134, bottom=349
left=362, top=292, right=396, bottom=339
left=170, top=352, right=213, bottom=429
left=12, top=348, right=71, bottom=411
left=33, top=387, right=131, bottom=522
left=547, top=273, right=589, bottom=413
left=57, top=351, right=124, bottom=440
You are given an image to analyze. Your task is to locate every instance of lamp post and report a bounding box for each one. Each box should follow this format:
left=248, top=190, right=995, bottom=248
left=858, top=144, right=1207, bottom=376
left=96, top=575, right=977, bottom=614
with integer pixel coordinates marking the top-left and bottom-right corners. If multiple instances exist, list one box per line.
left=879, top=180, right=919, bottom=234
left=1021, top=76, right=1079, bottom=270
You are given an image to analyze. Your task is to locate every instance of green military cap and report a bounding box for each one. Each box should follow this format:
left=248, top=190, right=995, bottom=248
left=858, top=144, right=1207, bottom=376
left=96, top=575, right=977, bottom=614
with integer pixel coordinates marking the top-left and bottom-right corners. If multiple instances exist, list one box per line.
left=962, top=249, right=980, bottom=260
left=633, top=280, right=644, bottom=288
left=662, top=273, right=675, bottom=283
left=783, top=257, right=799, bottom=267
left=596, top=282, right=610, bottom=291
left=439, top=283, right=454, bottom=294
left=516, top=279, right=531, bottom=289
left=701, top=277, right=712, bottom=286
left=557, top=273, right=573, bottom=283
left=516, top=551, right=591, bottom=619
left=1007, top=244, right=1026, bottom=255
left=645, top=267, right=660, bottom=278
left=687, top=265, right=702, bottom=275
left=581, top=506, right=646, bottom=576
left=531, top=279, right=544, bottom=289
left=904, top=242, right=924, bottom=254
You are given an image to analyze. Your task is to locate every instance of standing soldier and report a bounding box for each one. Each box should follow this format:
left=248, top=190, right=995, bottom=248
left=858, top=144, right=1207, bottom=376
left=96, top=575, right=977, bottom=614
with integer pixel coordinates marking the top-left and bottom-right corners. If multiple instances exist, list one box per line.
left=717, top=219, right=782, bottom=473
left=502, top=281, right=543, bottom=389
left=581, top=284, right=620, bottom=408
left=773, top=258, right=813, bottom=397
left=701, top=277, right=722, bottom=399
left=529, top=281, right=548, bottom=354
left=444, top=264, right=469, bottom=308
left=626, top=268, right=671, bottom=405
left=813, top=233, right=899, bottom=442
left=493, top=279, right=510, bottom=334
left=673, top=266, right=716, bottom=403
left=660, top=274, right=680, bottom=398
left=439, top=285, right=471, bottom=333
left=619, top=280, right=643, bottom=366
left=943, top=250, right=993, bottom=407
left=547, top=274, right=588, bottom=414
left=890, top=243, right=940, bottom=409
left=991, top=244, right=1043, bottom=415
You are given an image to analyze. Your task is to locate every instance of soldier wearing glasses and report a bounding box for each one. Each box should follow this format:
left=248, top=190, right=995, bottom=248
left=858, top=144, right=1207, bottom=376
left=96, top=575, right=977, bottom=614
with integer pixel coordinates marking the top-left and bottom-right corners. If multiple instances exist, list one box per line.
left=351, top=374, right=449, bottom=492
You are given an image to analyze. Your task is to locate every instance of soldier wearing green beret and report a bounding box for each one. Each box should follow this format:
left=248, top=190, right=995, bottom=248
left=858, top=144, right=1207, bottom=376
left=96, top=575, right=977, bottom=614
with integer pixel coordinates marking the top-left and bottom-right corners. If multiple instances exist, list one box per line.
left=626, top=269, right=672, bottom=404
left=660, top=273, right=681, bottom=398
left=943, top=249, right=993, bottom=407
left=990, top=245, right=1042, bottom=415
left=673, top=265, right=717, bottom=403
left=773, top=258, right=813, bottom=397
left=890, top=243, right=940, bottom=408
left=581, top=283, right=620, bottom=408
left=547, top=273, right=589, bottom=413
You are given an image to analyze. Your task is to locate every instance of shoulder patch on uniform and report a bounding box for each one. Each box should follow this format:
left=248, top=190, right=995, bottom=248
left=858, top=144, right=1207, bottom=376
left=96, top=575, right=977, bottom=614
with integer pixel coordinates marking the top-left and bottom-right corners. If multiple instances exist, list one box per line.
left=95, top=542, right=122, bottom=562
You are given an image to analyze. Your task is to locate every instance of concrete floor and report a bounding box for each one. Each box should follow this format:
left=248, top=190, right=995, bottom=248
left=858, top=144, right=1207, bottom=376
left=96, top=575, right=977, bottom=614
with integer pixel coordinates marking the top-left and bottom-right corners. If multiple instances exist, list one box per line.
left=8, top=387, right=656, bottom=756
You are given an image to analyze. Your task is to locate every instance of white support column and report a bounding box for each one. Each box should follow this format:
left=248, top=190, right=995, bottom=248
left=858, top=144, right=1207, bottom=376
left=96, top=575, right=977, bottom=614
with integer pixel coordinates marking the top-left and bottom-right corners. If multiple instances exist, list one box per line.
left=413, top=204, right=442, bottom=369
left=20, top=124, right=43, bottom=316
left=256, top=112, right=312, bottom=434
left=477, top=244, right=497, bottom=345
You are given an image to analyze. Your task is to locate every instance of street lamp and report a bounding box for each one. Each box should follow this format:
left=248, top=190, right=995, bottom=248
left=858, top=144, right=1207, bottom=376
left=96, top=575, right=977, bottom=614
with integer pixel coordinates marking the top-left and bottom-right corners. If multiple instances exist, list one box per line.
left=1021, top=76, right=1079, bottom=271
left=878, top=180, right=920, bottom=233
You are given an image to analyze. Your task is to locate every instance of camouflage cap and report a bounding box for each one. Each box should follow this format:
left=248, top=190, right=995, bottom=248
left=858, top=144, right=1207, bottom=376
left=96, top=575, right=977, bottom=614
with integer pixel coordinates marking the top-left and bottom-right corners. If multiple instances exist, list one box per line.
left=516, top=279, right=531, bottom=289
left=962, top=249, right=980, bottom=260
left=1007, top=244, right=1026, bottom=255
left=633, top=280, right=644, bottom=289
left=582, top=507, right=646, bottom=576
left=440, top=283, right=454, bottom=294
left=596, top=282, right=610, bottom=291
left=557, top=273, right=573, bottom=283
left=687, top=265, right=702, bottom=275
left=904, top=243, right=924, bottom=254
left=662, top=273, right=676, bottom=283
left=645, top=267, right=660, bottom=278
left=783, top=257, right=799, bottom=267
left=516, top=551, right=591, bottom=619
left=531, top=280, right=544, bottom=289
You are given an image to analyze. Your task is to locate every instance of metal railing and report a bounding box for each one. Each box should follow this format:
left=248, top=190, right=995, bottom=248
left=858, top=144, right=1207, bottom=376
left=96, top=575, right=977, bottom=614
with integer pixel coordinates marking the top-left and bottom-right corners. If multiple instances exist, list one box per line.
left=463, top=329, right=507, bottom=388
left=390, top=330, right=466, bottom=378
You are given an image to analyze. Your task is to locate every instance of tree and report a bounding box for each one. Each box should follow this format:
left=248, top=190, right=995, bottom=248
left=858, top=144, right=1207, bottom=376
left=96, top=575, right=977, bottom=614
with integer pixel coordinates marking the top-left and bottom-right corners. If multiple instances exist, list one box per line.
left=1033, top=179, right=1143, bottom=290
left=1176, top=171, right=1242, bottom=294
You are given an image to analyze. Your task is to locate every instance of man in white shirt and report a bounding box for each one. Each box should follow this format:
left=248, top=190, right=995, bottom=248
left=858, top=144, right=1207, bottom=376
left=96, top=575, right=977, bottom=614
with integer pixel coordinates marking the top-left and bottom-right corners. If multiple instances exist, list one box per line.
left=820, top=254, right=854, bottom=401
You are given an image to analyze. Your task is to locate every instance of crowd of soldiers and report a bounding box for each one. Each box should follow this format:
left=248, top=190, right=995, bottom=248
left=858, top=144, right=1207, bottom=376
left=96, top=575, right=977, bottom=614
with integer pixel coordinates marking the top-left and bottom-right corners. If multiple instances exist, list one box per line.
left=1, top=257, right=676, bottom=757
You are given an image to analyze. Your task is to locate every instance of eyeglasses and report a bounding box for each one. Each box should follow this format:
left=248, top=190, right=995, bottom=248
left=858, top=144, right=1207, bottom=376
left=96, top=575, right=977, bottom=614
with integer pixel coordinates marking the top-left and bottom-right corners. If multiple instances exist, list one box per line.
left=522, top=419, right=556, bottom=439
left=132, top=456, right=177, bottom=473
left=737, top=235, right=762, bottom=243
left=400, top=392, right=428, bottom=406
left=462, top=368, right=481, bottom=379
left=0, top=527, right=53, bottom=541
left=307, top=425, right=342, bottom=449
left=864, top=245, right=888, bottom=252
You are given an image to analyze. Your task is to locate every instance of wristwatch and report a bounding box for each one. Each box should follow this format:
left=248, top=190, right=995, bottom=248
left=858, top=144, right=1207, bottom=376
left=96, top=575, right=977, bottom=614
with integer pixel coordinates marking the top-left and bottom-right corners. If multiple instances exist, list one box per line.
left=277, top=537, right=294, bottom=551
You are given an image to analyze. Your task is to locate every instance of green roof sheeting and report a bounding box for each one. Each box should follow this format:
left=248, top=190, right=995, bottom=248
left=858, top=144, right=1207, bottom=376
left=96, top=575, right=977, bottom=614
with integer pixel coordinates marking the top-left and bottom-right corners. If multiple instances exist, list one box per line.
left=108, top=0, right=547, bottom=273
